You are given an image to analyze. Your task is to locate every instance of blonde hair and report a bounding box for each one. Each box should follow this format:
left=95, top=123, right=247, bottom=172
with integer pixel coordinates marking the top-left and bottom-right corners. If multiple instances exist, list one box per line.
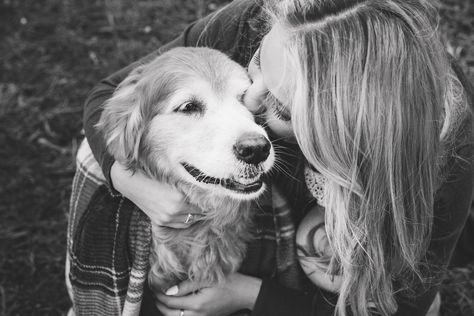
left=265, top=0, right=468, bottom=315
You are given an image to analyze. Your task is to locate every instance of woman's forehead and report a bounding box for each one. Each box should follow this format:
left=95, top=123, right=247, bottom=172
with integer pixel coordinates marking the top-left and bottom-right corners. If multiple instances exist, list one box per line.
left=260, top=26, right=291, bottom=105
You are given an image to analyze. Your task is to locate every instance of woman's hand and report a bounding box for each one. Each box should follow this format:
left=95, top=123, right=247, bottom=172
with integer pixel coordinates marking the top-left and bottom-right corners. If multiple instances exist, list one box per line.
left=155, top=273, right=262, bottom=316
left=110, top=161, right=202, bottom=228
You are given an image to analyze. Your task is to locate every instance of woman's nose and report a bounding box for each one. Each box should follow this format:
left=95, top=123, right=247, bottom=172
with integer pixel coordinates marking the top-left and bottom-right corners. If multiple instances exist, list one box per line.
left=243, top=74, right=267, bottom=114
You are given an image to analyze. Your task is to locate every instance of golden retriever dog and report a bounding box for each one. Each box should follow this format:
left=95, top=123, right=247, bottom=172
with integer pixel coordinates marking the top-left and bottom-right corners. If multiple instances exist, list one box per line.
left=97, top=47, right=275, bottom=292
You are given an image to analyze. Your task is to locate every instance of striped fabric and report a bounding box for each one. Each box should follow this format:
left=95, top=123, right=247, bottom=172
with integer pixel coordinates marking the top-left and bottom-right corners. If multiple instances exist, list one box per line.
left=66, top=139, right=302, bottom=316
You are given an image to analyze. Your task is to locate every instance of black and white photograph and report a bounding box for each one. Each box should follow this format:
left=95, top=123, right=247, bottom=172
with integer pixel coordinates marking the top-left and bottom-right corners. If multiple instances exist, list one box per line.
left=1, top=0, right=473, bottom=315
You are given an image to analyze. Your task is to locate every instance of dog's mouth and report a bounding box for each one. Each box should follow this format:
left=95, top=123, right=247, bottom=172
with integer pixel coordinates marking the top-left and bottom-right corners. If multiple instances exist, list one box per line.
left=181, top=163, right=264, bottom=193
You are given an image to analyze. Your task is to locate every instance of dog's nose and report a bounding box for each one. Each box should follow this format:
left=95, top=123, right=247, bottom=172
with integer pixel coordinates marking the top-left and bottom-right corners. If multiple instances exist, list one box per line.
left=233, top=133, right=271, bottom=165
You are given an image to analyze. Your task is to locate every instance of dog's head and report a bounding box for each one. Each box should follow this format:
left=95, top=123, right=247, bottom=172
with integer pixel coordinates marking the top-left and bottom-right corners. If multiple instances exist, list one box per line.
left=97, top=47, right=274, bottom=201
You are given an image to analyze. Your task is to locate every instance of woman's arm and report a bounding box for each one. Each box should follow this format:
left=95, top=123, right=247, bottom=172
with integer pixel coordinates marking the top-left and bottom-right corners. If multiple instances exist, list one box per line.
left=396, top=134, right=474, bottom=315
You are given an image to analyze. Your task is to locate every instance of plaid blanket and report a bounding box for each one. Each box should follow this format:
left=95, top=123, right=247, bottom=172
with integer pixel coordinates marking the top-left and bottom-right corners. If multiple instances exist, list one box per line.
left=66, top=139, right=303, bottom=316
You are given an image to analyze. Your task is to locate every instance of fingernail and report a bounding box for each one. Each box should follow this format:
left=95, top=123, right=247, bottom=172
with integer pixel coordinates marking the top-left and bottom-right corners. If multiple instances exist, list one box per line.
left=165, top=285, right=178, bottom=296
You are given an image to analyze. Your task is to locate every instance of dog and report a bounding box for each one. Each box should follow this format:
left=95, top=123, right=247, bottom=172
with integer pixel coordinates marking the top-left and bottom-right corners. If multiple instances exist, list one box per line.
left=97, top=47, right=275, bottom=293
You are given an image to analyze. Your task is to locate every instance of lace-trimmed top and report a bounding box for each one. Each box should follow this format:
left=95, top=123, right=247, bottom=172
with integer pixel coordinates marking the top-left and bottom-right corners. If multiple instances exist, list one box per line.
left=304, top=166, right=328, bottom=207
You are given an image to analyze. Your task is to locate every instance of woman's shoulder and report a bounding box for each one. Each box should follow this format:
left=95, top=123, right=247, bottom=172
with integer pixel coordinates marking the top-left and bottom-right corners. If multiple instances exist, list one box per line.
left=450, top=57, right=474, bottom=106
left=439, top=58, right=474, bottom=187
left=191, top=0, right=267, bottom=66
left=433, top=64, right=474, bottom=238
left=447, top=57, right=474, bottom=151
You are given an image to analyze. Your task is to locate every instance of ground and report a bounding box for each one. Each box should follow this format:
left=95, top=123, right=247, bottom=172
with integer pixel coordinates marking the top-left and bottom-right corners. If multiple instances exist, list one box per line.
left=0, top=0, right=473, bottom=315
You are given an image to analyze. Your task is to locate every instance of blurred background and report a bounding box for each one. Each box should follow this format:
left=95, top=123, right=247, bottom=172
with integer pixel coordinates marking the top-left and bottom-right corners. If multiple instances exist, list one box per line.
left=0, top=0, right=472, bottom=315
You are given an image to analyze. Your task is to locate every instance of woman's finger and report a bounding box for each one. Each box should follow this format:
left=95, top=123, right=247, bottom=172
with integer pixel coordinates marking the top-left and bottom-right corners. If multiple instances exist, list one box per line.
left=177, top=212, right=205, bottom=225
left=157, top=213, right=205, bottom=229
left=158, top=222, right=192, bottom=229
left=177, top=201, right=203, bottom=215
left=156, top=302, right=200, bottom=316
left=165, top=280, right=203, bottom=297
left=156, top=292, right=203, bottom=311
left=155, top=301, right=194, bottom=316
left=155, top=201, right=203, bottom=225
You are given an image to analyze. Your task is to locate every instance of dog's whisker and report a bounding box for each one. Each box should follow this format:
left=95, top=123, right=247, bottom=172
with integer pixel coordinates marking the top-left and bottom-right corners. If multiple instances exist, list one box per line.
left=274, top=150, right=298, bottom=160
left=271, top=142, right=296, bottom=152
left=272, top=160, right=300, bottom=183
left=269, top=135, right=296, bottom=144
left=273, top=155, right=295, bottom=170
left=275, top=157, right=292, bottom=169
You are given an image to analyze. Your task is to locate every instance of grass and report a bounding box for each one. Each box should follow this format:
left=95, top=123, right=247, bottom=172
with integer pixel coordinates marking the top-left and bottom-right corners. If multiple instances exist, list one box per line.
left=0, top=0, right=472, bottom=315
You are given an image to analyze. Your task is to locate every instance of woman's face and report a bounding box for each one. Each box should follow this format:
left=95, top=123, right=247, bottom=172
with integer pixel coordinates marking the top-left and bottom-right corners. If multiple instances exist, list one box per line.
left=245, top=26, right=295, bottom=141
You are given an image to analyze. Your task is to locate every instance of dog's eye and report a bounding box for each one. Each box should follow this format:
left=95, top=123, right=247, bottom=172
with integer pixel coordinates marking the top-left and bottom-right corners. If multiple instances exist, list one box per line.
left=238, top=91, right=247, bottom=104
left=176, top=101, right=203, bottom=114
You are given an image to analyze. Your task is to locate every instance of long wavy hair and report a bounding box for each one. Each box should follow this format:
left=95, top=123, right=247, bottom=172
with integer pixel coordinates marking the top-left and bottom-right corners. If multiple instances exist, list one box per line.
left=265, top=0, right=468, bottom=315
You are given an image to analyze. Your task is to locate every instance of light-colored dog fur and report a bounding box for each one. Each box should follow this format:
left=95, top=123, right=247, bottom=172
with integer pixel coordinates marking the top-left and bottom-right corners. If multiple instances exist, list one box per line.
left=97, top=47, right=274, bottom=292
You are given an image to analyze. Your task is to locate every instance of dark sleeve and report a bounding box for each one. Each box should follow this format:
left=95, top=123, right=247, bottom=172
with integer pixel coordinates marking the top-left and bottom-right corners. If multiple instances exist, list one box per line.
left=395, top=145, right=474, bottom=315
left=251, top=278, right=339, bottom=316
left=394, top=59, right=474, bottom=315
left=392, top=58, right=474, bottom=315
left=83, top=0, right=262, bottom=190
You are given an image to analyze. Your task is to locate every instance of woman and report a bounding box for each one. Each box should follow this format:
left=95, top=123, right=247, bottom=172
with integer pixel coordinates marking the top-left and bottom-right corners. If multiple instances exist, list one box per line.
left=73, top=0, right=474, bottom=315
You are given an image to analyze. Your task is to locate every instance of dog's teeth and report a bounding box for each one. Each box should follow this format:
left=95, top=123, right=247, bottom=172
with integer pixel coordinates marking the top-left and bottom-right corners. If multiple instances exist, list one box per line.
left=235, top=175, right=261, bottom=185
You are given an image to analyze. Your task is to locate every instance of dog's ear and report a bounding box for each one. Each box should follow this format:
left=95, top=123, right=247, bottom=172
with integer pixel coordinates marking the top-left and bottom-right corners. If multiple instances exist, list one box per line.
left=96, top=66, right=147, bottom=170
